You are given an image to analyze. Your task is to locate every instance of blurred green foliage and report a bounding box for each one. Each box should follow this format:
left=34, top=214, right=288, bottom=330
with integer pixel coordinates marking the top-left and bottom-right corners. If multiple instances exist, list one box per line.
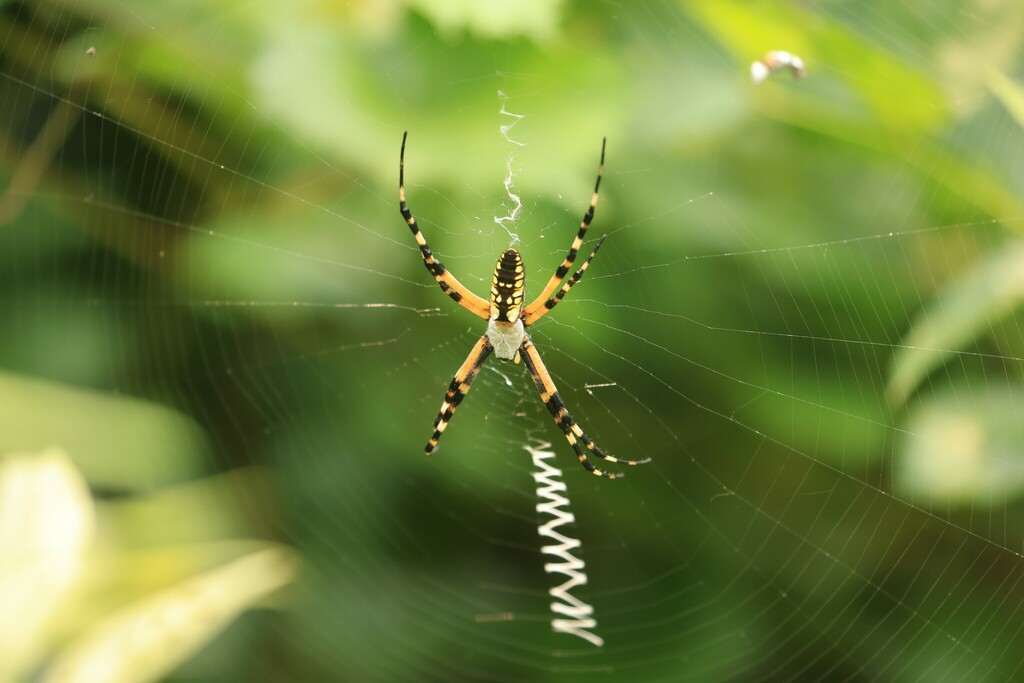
left=4, top=0, right=1024, bottom=681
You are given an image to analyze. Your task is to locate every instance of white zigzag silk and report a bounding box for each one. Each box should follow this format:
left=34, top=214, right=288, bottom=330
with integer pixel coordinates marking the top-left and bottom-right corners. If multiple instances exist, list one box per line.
left=526, top=443, right=604, bottom=647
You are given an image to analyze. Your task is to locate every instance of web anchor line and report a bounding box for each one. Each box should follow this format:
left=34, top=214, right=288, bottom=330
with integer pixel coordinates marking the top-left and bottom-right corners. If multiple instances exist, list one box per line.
left=526, top=443, right=604, bottom=648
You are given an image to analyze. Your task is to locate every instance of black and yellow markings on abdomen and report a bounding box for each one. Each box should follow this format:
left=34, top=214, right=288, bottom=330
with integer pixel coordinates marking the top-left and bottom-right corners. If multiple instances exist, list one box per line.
left=490, top=248, right=525, bottom=323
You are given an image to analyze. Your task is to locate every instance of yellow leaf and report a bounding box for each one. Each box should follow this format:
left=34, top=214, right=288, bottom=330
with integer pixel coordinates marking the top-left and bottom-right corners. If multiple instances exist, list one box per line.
left=0, top=449, right=94, bottom=681
left=42, top=547, right=298, bottom=683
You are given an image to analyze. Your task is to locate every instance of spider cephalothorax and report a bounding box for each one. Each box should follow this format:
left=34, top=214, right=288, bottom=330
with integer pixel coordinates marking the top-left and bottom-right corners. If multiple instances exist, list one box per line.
left=399, top=132, right=649, bottom=478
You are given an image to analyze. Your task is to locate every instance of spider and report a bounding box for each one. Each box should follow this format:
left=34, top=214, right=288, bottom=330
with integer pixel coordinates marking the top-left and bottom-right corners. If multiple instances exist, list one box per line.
left=399, top=132, right=650, bottom=478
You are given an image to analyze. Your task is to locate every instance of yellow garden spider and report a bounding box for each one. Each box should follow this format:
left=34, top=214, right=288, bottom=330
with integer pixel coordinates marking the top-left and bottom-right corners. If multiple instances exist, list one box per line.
left=399, top=132, right=650, bottom=479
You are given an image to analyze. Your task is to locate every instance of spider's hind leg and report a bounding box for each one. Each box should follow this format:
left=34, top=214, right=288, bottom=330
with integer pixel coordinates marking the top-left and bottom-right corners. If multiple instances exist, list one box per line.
left=519, top=339, right=650, bottom=479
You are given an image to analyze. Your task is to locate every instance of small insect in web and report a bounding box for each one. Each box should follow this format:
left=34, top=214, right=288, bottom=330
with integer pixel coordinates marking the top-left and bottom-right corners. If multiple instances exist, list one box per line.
left=751, top=50, right=806, bottom=84
left=399, top=132, right=651, bottom=478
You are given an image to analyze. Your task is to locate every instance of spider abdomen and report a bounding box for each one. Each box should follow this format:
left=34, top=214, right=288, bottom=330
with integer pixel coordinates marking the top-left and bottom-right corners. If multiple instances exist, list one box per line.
left=490, top=248, right=525, bottom=324
left=486, top=318, right=526, bottom=362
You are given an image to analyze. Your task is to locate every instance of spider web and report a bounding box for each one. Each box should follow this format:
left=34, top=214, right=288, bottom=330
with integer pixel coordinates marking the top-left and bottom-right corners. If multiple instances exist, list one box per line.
left=3, top=1, right=1024, bottom=681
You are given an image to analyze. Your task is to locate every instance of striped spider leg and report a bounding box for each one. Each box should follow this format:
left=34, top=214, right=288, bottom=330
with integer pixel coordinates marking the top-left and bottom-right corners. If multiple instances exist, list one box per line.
left=522, top=138, right=606, bottom=325
left=424, top=336, right=493, bottom=455
left=521, top=339, right=651, bottom=479
left=400, top=132, right=491, bottom=320
left=401, top=133, right=650, bottom=477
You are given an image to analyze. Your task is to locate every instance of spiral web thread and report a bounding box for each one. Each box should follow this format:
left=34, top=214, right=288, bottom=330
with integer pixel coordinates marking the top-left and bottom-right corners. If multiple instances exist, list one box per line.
left=525, top=443, right=604, bottom=647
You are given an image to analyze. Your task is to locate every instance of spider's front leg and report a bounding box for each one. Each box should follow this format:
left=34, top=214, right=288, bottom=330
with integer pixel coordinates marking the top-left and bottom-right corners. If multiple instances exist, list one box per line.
left=523, top=137, right=606, bottom=323
left=519, top=338, right=650, bottom=478
left=399, top=132, right=491, bottom=320
left=424, top=336, right=493, bottom=456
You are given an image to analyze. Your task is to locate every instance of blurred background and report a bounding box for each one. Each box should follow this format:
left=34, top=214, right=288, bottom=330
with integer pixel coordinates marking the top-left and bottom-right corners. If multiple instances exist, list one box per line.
left=3, top=0, right=1024, bottom=681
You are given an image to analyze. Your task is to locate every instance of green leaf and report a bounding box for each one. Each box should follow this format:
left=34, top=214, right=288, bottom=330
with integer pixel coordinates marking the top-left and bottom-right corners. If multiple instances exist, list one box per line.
left=888, top=242, right=1024, bottom=406
left=686, top=0, right=949, bottom=134
left=988, top=69, right=1024, bottom=128
left=407, top=0, right=564, bottom=40
left=0, top=373, right=209, bottom=490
